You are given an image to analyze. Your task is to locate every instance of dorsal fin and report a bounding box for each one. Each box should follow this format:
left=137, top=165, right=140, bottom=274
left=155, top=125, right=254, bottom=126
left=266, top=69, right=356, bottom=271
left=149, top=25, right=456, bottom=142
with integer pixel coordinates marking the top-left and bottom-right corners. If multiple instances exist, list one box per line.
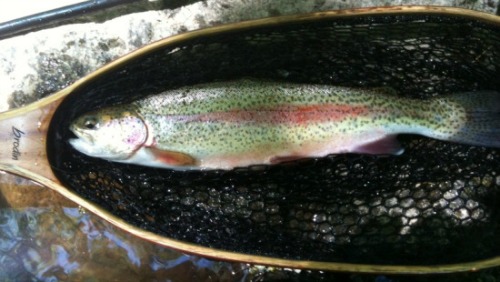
left=367, top=87, right=399, bottom=96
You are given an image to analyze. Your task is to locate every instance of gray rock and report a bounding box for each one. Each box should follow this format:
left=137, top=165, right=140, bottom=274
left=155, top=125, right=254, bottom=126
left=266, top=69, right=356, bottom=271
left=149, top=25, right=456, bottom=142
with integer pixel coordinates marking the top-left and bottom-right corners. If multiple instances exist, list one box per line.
left=0, top=0, right=498, bottom=111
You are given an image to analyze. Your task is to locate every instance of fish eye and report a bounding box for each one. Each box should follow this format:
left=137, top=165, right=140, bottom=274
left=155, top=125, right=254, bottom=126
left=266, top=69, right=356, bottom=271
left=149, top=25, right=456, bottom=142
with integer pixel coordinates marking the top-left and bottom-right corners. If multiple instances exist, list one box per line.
left=83, top=117, right=98, bottom=130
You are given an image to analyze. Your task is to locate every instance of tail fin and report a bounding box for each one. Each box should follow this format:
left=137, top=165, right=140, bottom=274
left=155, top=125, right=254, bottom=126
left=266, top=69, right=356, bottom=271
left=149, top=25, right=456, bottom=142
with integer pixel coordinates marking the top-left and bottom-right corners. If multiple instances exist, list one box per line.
left=447, top=91, right=500, bottom=148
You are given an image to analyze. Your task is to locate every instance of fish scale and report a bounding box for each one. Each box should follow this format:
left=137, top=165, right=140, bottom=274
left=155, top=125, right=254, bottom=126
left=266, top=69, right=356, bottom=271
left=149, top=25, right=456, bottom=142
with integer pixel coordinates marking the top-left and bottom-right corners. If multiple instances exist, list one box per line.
left=69, top=80, right=499, bottom=170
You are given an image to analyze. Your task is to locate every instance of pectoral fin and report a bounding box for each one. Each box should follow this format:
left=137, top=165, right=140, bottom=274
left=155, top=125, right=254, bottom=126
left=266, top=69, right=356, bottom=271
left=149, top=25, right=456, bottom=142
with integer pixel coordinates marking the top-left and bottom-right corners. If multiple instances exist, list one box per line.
left=353, top=135, right=404, bottom=155
left=146, top=147, right=197, bottom=166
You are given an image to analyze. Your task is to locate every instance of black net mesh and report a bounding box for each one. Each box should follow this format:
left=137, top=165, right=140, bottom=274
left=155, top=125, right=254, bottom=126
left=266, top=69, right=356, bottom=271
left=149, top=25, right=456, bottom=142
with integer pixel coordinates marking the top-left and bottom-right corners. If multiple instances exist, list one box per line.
left=47, top=13, right=500, bottom=265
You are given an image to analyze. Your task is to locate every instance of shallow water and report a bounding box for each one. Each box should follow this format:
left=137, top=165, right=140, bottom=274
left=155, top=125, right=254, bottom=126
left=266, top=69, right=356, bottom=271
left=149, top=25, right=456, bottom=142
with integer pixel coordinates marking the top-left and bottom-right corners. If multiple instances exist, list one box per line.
left=0, top=171, right=251, bottom=281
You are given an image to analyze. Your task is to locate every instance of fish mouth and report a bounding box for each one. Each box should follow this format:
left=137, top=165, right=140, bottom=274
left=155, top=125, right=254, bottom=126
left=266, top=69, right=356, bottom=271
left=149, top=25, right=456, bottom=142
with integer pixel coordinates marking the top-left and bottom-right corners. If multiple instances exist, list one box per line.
left=69, top=134, right=112, bottom=159
left=69, top=123, right=80, bottom=136
left=69, top=137, right=96, bottom=157
left=69, top=124, right=94, bottom=143
left=68, top=125, right=97, bottom=156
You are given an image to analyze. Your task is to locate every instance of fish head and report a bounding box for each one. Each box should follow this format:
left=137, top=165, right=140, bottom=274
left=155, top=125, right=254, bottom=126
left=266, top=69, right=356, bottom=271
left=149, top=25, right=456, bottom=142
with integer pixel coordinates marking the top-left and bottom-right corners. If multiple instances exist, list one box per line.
left=69, top=106, right=148, bottom=161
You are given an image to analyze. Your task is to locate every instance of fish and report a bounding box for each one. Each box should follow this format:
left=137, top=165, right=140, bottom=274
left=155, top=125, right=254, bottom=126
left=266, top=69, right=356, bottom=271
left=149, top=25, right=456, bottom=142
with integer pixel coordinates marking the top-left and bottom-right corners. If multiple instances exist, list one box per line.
left=69, top=79, right=500, bottom=170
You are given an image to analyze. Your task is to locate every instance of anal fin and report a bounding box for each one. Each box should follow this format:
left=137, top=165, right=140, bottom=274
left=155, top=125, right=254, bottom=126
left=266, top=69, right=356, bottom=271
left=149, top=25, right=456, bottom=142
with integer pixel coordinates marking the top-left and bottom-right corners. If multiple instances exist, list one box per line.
left=270, top=155, right=306, bottom=164
left=353, top=135, right=404, bottom=155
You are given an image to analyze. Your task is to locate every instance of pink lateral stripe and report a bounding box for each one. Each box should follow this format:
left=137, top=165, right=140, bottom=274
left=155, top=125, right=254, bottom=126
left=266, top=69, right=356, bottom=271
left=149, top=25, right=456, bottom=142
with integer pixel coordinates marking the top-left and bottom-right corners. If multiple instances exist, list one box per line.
left=170, top=104, right=369, bottom=125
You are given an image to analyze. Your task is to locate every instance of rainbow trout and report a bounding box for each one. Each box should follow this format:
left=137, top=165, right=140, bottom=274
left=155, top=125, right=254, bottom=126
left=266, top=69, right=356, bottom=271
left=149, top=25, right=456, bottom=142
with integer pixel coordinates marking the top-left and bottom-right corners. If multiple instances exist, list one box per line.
left=69, top=80, right=500, bottom=170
